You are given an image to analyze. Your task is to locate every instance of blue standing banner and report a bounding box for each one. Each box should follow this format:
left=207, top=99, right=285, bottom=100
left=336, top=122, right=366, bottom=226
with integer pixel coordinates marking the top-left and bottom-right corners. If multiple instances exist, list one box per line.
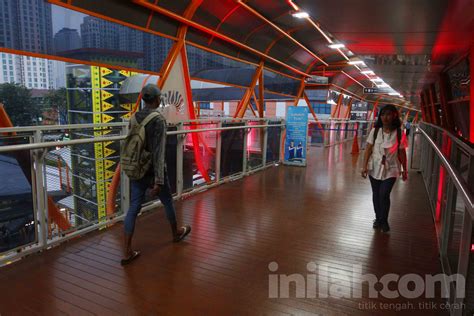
left=284, top=106, right=309, bottom=166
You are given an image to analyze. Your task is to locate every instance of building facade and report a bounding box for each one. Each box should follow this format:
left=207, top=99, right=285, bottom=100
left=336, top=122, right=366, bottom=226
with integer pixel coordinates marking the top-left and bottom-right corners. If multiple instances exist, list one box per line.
left=0, top=0, right=64, bottom=89
left=54, top=27, right=81, bottom=53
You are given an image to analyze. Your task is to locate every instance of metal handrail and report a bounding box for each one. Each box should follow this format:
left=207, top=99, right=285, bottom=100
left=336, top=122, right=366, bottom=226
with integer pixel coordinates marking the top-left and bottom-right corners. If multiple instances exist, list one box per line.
left=420, top=122, right=473, bottom=156
left=168, top=124, right=283, bottom=135
left=0, top=135, right=125, bottom=153
left=179, top=117, right=281, bottom=123
left=0, top=122, right=127, bottom=133
left=0, top=123, right=283, bottom=153
left=0, top=119, right=274, bottom=134
left=418, top=125, right=474, bottom=215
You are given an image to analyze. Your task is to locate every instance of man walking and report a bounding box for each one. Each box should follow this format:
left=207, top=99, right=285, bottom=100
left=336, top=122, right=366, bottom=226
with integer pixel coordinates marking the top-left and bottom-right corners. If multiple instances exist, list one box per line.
left=121, top=84, right=191, bottom=265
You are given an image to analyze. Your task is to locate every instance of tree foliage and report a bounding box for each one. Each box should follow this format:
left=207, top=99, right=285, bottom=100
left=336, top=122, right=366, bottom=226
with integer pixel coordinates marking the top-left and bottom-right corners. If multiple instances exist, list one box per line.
left=44, top=88, right=68, bottom=124
left=0, top=83, right=38, bottom=126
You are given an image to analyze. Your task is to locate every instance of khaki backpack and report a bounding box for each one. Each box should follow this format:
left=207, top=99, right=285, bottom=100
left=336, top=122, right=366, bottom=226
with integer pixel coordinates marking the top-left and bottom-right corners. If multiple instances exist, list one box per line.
left=121, top=112, right=160, bottom=180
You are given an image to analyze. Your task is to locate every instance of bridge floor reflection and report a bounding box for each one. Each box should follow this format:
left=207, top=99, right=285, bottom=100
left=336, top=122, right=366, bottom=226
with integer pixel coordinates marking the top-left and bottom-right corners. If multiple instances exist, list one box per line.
left=0, top=142, right=446, bottom=315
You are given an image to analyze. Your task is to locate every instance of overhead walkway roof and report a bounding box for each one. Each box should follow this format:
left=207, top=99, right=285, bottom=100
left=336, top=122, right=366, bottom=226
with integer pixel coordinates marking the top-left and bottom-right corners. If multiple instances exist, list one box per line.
left=49, top=0, right=472, bottom=108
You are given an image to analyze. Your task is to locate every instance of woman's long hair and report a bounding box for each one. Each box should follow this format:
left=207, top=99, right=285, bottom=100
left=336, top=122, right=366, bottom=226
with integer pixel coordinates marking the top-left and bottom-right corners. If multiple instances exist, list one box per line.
left=374, top=104, right=402, bottom=130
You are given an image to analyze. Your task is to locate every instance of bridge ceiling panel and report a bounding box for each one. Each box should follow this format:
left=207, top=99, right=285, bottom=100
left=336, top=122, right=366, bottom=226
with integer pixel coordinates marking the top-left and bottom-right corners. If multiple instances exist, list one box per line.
left=295, top=0, right=472, bottom=107
left=155, top=0, right=192, bottom=16
left=50, top=0, right=471, bottom=109
left=245, top=28, right=283, bottom=53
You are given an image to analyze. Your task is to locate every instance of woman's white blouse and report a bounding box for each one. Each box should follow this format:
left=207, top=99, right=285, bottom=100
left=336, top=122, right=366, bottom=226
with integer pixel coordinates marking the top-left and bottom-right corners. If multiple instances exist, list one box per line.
left=366, top=128, right=407, bottom=180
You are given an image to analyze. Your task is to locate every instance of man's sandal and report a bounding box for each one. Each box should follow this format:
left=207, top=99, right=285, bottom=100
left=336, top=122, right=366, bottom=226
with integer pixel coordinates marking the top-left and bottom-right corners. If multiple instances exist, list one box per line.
left=121, top=250, right=140, bottom=266
left=173, top=225, right=191, bottom=242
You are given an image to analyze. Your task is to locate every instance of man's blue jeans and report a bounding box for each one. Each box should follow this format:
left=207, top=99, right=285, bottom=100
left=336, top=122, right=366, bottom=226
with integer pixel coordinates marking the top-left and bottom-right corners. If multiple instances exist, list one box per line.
left=124, top=174, right=177, bottom=235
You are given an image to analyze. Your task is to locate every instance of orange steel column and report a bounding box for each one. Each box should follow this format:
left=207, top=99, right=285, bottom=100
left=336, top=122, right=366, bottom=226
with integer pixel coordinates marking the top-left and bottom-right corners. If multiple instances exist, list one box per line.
left=250, top=92, right=260, bottom=117
left=337, top=96, right=350, bottom=119
left=107, top=0, right=205, bottom=216
left=0, top=104, right=14, bottom=133
left=293, top=78, right=306, bottom=106
left=368, top=97, right=381, bottom=121
left=234, top=62, right=264, bottom=118
left=303, top=92, right=324, bottom=136
left=344, top=98, right=354, bottom=119
left=331, top=94, right=343, bottom=118
left=413, top=112, right=419, bottom=124
left=258, top=71, right=264, bottom=117
left=157, top=0, right=203, bottom=89
left=404, top=110, right=411, bottom=122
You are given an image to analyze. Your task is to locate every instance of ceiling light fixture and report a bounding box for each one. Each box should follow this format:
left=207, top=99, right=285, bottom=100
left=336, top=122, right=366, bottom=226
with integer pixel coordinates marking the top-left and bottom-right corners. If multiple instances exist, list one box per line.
left=291, top=11, right=309, bottom=18
left=348, top=60, right=365, bottom=65
left=328, top=43, right=345, bottom=49
left=361, top=70, right=375, bottom=75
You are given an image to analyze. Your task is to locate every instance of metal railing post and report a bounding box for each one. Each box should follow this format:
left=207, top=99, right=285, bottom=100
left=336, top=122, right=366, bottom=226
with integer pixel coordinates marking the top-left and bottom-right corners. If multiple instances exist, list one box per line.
left=33, top=130, right=48, bottom=249
left=440, top=178, right=455, bottom=257
left=242, top=121, right=248, bottom=175
left=215, top=121, right=222, bottom=182
left=324, top=123, right=330, bottom=147
left=279, top=120, right=285, bottom=163
left=262, top=120, right=268, bottom=166
left=176, top=123, right=184, bottom=198
left=453, top=211, right=472, bottom=316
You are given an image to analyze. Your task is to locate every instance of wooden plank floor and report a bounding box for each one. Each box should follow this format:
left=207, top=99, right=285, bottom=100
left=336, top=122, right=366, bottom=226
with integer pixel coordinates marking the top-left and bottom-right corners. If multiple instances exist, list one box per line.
left=0, top=142, right=447, bottom=315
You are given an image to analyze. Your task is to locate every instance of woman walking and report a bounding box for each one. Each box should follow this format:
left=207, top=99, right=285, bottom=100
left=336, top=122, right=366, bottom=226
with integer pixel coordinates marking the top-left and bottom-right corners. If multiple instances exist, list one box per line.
left=361, top=105, right=408, bottom=233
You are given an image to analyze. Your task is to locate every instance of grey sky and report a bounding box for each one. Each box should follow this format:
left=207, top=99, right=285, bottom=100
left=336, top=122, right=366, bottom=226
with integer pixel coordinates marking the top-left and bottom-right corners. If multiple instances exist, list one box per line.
left=52, top=5, right=87, bottom=35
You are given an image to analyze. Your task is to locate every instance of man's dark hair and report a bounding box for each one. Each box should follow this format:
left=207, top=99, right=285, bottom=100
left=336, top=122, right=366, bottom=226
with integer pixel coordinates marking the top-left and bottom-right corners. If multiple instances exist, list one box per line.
left=141, top=84, right=161, bottom=105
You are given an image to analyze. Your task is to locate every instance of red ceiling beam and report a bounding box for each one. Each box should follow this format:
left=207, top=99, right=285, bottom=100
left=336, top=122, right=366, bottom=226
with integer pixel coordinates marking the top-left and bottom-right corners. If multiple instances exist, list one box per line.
left=208, top=4, right=241, bottom=46
left=236, top=1, right=328, bottom=66
left=133, top=0, right=310, bottom=77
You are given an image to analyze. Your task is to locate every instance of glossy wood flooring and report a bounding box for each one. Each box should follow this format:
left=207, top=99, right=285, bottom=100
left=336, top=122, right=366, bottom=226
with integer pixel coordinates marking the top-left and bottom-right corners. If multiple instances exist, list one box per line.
left=0, top=143, right=447, bottom=315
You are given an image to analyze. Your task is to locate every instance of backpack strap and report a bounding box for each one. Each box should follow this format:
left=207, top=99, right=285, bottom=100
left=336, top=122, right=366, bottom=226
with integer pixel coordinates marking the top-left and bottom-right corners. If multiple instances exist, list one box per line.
left=130, top=114, right=138, bottom=126
left=140, top=112, right=160, bottom=127
left=373, top=127, right=380, bottom=144
left=396, top=127, right=401, bottom=150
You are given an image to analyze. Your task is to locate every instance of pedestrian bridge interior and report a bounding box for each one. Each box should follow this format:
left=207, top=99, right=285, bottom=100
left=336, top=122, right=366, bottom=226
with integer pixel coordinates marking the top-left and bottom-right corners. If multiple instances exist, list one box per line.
left=0, top=0, right=473, bottom=315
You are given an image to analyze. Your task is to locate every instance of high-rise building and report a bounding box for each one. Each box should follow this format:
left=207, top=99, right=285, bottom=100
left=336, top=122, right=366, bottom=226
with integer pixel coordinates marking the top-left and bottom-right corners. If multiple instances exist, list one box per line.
left=142, top=33, right=173, bottom=72
left=80, top=16, right=145, bottom=68
left=81, top=16, right=143, bottom=54
left=54, top=28, right=81, bottom=53
left=0, top=0, right=53, bottom=53
left=0, top=53, right=21, bottom=85
left=81, top=16, right=119, bottom=50
left=0, top=0, right=64, bottom=89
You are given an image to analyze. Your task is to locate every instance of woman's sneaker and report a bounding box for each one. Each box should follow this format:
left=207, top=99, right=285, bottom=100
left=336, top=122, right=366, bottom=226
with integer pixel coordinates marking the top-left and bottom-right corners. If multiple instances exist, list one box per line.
left=381, top=223, right=390, bottom=233
left=373, top=220, right=381, bottom=229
